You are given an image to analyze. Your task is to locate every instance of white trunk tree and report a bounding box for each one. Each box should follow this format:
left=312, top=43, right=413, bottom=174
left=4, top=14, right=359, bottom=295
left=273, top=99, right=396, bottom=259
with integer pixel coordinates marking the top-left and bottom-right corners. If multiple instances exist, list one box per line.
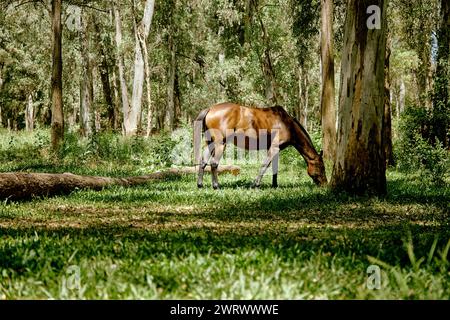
left=25, top=93, right=35, bottom=131
left=128, top=0, right=155, bottom=135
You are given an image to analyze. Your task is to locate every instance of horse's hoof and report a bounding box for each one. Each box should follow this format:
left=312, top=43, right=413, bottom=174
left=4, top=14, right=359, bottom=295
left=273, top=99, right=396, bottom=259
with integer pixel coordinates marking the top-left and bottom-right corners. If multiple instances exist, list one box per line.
left=272, top=184, right=278, bottom=189
left=251, top=183, right=260, bottom=189
left=197, top=183, right=203, bottom=188
left=212, top=184, right=220, bottom=190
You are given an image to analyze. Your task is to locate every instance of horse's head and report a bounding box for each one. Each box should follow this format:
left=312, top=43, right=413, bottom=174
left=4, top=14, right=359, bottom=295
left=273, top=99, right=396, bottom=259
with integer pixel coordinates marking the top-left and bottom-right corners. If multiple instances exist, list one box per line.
left=307, top=150, right=328, bottom=187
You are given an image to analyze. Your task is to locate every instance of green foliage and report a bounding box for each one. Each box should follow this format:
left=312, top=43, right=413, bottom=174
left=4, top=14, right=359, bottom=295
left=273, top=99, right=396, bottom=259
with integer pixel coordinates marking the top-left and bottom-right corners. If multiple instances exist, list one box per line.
left=394, top=107, right=449, bottom=185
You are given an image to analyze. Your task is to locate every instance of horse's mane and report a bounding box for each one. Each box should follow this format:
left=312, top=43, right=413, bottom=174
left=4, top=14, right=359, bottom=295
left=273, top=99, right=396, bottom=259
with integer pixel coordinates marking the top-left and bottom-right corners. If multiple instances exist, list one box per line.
left=275, top=106, right=315, bottom=148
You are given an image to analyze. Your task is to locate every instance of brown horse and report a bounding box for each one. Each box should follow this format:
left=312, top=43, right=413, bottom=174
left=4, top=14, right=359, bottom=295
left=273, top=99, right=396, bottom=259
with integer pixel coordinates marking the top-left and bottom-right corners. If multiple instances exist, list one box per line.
left=194, top=102, right=327, bottom=189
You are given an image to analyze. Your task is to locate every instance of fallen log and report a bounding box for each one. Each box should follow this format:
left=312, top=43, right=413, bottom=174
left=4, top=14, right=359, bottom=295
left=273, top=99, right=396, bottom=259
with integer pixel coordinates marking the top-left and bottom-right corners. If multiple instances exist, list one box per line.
left=0, top=165, right=240, bottom=201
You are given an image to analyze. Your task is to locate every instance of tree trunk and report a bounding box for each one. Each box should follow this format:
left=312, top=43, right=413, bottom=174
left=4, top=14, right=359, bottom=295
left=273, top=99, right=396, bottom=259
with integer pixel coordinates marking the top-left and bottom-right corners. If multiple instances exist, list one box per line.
left=93, top=20, right=115, bottom=130
left=128, top=0, right=155, bottom=135
left=142, top=39, right=153, bottom=136
left=0, top=64, right=3, bottom=127
left=432, top=0, right=450, bottom=147
left=302, top=67, right=309, bottom=129
left=320, top=0, right=336, bottom=161
left=399, top=80, right=405, bottom=114
left=384, top=36, right=394, bottom=166
left=174, top=67, right=181, bottom=129
left=167, top=32, right=176, bottom=129
left=297, top=65, right=309, bottom=128
left=80, top=10, right=94, bottom=138
left=416, top=38, right=433, bottom=110
left=0, top=166, right=240, bottom=201
left=25, top=93, right=35, bottom=131
left=136, top=7, right=153, bottom=136
left=331, top=0, right=387, bottom=196
left=50, top=0, right=64, bottom=150
left=257, top=11, right=277, bottom=105
left=113, top=3, right=131, bottom=135
left=111, top=69, right=121, bottom=130
left=166, top=35, right=181, bottom=129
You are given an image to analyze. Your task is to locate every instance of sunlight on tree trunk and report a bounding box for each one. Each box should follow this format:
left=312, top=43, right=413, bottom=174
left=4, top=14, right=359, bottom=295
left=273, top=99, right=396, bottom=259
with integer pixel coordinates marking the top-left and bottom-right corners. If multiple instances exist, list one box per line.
left=129, top=0, right=155, bottom=136
left=320, top=0, right=336, bottom=161
left=331, top=0, right=387, bottom=195
left=25, top=93, right=34, bottom=131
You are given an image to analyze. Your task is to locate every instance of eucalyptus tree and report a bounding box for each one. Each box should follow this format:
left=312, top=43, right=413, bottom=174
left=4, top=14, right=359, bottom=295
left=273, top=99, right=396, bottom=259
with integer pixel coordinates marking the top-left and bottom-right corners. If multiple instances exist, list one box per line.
left=320, top=0, right=336, bottom=161
left=331, top=0, right=388, bottom=195
left=432, top=0, right=449, bottom=147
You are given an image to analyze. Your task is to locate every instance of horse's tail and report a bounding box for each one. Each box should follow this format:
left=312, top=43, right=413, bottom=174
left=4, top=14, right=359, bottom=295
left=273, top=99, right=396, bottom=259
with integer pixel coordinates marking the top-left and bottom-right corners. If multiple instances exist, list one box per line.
left=193, top=108, right=209, bottom=165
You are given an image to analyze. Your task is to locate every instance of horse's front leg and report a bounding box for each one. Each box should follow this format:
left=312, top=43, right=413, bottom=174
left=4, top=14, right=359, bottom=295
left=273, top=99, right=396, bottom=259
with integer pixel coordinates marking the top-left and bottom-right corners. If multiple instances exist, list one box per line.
left=197, top=142, right=214, bottom=188
left=211, top=143, right=225, bottom=190
left=272, top=151, right=279, bottom=188
left=253, top=144, right=279, bottom=188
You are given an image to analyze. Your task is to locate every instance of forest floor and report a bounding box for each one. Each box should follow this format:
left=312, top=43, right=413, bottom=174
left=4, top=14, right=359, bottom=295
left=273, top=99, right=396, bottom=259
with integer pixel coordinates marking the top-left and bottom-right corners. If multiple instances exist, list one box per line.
left=0, top=129, right=449, bottom=299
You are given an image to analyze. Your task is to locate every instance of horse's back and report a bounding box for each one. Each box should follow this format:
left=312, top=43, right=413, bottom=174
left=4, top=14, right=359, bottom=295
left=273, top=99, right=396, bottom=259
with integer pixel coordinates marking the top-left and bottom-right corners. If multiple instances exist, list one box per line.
left=205, top=102, right=285, bottom=129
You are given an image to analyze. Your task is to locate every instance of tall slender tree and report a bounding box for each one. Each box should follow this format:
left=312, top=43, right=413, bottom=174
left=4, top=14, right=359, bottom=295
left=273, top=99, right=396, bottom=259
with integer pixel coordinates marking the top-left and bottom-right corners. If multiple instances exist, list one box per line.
left=79, top=9, right=94, bottom=137
left=384, top=34, right=394, bottom=166
left=320, top=0, right=336, bottom=161
left=50, top=0, right=64, bottom=149
left=112, top=2, right=130, bottom=135
left=129, top=0, right=155, bottom=135
left=331, top=0, right=388, bottom=195
left=432, top=0, right=450, bottom=147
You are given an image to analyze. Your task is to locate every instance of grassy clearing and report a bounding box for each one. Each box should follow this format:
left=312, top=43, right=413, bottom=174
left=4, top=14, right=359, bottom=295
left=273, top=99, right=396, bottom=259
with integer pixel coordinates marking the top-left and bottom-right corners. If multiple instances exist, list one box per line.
left=0, top=129, right=449, bottom=299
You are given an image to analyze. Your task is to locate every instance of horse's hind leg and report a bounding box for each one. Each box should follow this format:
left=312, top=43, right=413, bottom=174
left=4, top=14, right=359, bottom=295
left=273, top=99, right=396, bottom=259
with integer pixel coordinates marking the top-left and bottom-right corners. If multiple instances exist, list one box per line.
left=211, top=143, right=225, bottom=190
left=197, top=142, right=214, bottom=188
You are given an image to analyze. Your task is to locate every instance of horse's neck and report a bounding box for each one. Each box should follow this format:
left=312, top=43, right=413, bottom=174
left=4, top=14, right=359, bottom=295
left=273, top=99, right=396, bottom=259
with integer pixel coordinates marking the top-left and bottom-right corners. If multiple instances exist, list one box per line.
left=291, top=121, right=319, bottom=162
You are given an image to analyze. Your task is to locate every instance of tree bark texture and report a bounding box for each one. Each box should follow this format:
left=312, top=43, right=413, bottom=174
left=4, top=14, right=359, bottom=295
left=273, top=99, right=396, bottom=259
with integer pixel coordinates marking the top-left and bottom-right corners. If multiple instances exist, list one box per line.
left=25, top=93, right=35, bottom=131
left=331, top=0, right=387, bottom=195
left=320, top=0, right=336, bottom=160
left=128, top=0, right=155, bottom=135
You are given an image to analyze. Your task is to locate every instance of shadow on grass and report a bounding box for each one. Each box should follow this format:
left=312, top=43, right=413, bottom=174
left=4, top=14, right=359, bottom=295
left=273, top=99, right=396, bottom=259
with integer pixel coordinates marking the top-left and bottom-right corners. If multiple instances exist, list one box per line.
left=0, top=222, right=448, bottom=276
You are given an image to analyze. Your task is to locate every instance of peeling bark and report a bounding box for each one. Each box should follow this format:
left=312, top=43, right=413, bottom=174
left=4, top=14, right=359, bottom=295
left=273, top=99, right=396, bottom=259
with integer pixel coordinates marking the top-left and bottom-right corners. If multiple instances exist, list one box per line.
left=331, top=0, right=387, bottom=195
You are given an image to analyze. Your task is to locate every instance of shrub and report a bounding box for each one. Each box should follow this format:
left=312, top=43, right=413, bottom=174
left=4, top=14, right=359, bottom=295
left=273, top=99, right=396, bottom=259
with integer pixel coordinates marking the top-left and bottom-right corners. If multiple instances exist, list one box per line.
left=395, top=107, right=449, bottom=185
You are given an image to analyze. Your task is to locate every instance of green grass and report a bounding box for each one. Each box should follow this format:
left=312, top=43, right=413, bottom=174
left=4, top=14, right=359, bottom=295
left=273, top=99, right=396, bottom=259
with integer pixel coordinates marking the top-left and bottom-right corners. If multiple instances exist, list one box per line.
left=0, top=129, right=449, bottom=299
